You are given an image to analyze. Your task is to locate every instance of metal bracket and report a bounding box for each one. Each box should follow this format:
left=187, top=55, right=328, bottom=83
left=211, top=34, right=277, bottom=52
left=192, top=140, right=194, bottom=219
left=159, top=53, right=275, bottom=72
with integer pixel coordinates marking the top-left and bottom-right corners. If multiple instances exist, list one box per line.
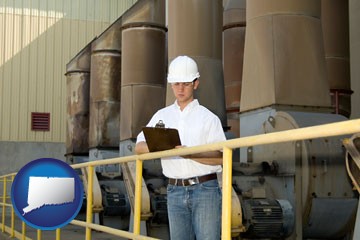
left=247, top=146, right=253, bottom=163
left=268, top=116, right=276, bottom=128
left=155, top=120, right=165, bottom=128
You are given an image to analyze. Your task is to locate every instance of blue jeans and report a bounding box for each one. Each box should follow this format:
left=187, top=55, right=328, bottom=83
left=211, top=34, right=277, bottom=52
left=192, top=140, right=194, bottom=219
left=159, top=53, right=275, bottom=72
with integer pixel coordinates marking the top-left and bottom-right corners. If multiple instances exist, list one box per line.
left=166, top=179, right=222, bottom=240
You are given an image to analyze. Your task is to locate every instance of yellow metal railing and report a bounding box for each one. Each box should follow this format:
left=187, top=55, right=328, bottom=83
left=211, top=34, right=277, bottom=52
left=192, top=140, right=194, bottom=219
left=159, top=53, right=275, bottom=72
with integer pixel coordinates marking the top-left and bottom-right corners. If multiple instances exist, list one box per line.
left=1, top=119, right=360, bottom=240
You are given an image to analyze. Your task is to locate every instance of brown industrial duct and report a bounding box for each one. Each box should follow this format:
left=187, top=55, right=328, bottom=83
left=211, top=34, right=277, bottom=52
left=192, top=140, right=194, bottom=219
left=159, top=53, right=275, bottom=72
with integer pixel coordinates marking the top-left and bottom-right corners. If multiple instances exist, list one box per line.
left=120, top=0, right=166, bottom=140
left=167, top=0, right=227, bottom=126
left=65, top=42, right=92, bottom=155
left=89, top=18, right=122, bottom=148
left=240, top=0, right=331, bottom=112
left=321, top=0, right=352, bottom=117
left=223, top=0, right=246, bottom=138
left=350, top=0, right=360, bottom=119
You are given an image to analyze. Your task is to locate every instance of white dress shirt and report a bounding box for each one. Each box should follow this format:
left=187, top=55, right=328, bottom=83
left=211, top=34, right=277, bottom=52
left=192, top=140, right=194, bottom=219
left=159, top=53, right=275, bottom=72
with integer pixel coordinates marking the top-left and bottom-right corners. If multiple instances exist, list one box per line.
left=136, top=99, right=226, bottom=178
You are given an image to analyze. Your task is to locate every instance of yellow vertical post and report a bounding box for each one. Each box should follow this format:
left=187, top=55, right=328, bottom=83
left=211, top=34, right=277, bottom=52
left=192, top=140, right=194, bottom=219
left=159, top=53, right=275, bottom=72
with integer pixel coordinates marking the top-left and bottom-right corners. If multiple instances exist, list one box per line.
left=11, top=205, right=15, bottom=237
left=221, top=147, right=233, bottom=240
left=22, top=222, right=26, bottom=240
left=56, top=228, right=61, bottom=240
left=133, top=158, right=143, bottom=235
left=11, top=175, right=15, bottom=237
left=2, top=177, right=7, bottom=232
left=85, top=166, right=94, bottom=240
left=37, top=229, right=42, bottom=240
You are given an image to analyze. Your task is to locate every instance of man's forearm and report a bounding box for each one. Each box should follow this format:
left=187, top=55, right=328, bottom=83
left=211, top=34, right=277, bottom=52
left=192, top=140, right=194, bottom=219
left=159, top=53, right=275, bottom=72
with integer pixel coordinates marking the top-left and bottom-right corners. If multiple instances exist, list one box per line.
left=135, top=141, right=149, bottom=154
left=185, top=151, right=223, bottom=165
left=191, top=157, right=223, bottom=165
left=135, top=143, right=223, bottom=165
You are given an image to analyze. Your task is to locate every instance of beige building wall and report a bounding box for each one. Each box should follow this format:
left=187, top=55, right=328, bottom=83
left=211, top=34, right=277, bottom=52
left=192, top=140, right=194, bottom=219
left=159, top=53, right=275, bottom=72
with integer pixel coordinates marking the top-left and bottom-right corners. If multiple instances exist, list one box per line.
left=0, top=0, right=136, bottom=142
left=1, top=0, right=359, bottom=144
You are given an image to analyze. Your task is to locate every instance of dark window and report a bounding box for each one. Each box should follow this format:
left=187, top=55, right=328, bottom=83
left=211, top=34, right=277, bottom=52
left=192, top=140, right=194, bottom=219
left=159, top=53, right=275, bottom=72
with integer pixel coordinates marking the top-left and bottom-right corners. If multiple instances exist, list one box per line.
left=31, top=112, right=50, bottom=131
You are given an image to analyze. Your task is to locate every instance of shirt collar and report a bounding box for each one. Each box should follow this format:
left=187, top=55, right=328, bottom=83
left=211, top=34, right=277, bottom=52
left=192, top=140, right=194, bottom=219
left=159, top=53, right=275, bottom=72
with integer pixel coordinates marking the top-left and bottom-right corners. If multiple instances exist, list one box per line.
left=174, top=99, right=199, bottom=111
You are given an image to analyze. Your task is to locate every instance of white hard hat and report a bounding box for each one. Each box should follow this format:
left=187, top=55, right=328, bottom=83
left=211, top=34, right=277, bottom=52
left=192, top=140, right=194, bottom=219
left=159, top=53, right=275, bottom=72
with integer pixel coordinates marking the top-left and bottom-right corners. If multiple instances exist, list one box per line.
left=167, top=56, right=200, bottom=83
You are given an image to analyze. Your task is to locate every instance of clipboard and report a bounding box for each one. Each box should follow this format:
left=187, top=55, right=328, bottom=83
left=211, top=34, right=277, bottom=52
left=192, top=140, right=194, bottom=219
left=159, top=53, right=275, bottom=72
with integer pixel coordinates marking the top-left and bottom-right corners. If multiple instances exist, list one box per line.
left=142, top=126, right=181, bottom=152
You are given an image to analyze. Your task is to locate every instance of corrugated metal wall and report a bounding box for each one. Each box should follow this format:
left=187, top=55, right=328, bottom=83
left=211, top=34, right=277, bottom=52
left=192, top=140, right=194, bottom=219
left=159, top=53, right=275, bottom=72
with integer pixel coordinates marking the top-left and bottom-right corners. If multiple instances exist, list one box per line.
left=0, top=0, right=136, bottom=142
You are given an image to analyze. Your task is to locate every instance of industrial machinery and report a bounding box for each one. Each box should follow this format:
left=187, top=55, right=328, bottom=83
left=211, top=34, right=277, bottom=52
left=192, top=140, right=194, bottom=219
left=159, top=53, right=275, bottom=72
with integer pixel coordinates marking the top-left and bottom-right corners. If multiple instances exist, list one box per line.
left=234, top=110, right=358, bottom=239
left=344, top=133, right=360, bottom=239
left=344, top=133, right=360, bottom=194
left=65, top=0, right=359, bottom=239
left=228, top=0, right=358, bottom=238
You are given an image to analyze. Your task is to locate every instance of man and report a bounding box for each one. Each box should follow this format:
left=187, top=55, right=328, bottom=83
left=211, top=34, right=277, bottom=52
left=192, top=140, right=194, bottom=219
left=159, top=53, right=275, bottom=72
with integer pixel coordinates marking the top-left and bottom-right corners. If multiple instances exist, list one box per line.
left=135, top=55, right=226, bottom=240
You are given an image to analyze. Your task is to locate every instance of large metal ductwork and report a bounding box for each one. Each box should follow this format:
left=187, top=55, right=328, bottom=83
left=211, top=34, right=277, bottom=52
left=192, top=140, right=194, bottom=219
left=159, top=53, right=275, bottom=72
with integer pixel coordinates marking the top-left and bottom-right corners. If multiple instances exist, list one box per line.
left=236, top=1, right=357, bottom=239
left=120, top=0, right=167, bottom=142
left=321, top=0, right=352, bottom=118
left=240, top=0, right=331, bottom=112
left=66, top=39, right=105, bottom=222
left=88, top=17, right=124, bottom=224
left=223, top=0, right=246, bottom=138
left=89, top=18, right=122, bottom=150
left=65, top=42, right=92, bottom=164
left=167, top=0, right=227, bottom=126
left=119, top=1, right=167, bottom=238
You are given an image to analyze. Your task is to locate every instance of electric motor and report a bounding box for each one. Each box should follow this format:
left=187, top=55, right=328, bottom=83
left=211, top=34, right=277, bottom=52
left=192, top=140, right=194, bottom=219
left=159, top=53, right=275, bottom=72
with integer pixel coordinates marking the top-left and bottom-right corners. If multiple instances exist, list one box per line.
left=241, top=199, right=294, bottom=239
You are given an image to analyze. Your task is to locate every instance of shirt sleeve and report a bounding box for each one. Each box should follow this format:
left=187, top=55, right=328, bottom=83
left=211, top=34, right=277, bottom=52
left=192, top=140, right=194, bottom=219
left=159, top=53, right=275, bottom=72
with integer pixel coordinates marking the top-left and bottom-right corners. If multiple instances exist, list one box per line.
left=207, top=116, right=227, bottom=144
left=136, top=131, right=146, bottom=144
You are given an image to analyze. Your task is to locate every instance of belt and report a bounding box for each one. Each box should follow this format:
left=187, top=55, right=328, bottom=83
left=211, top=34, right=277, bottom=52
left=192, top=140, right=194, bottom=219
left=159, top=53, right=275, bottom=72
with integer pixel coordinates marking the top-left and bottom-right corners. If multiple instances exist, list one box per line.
left=168, top=173, right=217, bottom=186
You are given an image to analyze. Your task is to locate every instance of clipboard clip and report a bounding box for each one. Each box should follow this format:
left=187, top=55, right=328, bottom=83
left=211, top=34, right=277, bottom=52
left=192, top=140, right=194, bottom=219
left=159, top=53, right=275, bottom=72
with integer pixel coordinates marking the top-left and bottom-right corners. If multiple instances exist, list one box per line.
left=155, top=120, right=165, bottom=128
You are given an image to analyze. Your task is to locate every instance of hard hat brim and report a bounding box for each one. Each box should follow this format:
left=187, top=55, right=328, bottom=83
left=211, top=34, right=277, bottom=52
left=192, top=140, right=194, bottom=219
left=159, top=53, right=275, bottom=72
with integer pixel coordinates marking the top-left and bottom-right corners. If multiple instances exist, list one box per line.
left=167, top=73, right=200, bottom=83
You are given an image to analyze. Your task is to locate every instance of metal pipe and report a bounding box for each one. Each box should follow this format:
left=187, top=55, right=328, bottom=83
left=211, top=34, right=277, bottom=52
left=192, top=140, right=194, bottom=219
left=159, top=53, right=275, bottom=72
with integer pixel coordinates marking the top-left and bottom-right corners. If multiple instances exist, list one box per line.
left=321, top=0, right=351, bottom=117
left=22, top=222, right=26, bottom=240
left=11, top=175, right=14, bottom=237
left=133, top=158, right=143, bottom=235
left=223, top=0, right=246, bottom=137
left=85, top=165, right=94, bottom=240
left=335, top=90, right=339, bottom=114
left=56, top=228, right=61, bottom=240
left=37, top=229, right=41, bottom=240
left=0, top=173, right=16, bottom=178
left=71, top=219, right=158, bottom=239
left=2, top=176, right=6, bottom=232
left=222, top=147, right=233, bottom=239
left=72, top=119, right=360, bottom=168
